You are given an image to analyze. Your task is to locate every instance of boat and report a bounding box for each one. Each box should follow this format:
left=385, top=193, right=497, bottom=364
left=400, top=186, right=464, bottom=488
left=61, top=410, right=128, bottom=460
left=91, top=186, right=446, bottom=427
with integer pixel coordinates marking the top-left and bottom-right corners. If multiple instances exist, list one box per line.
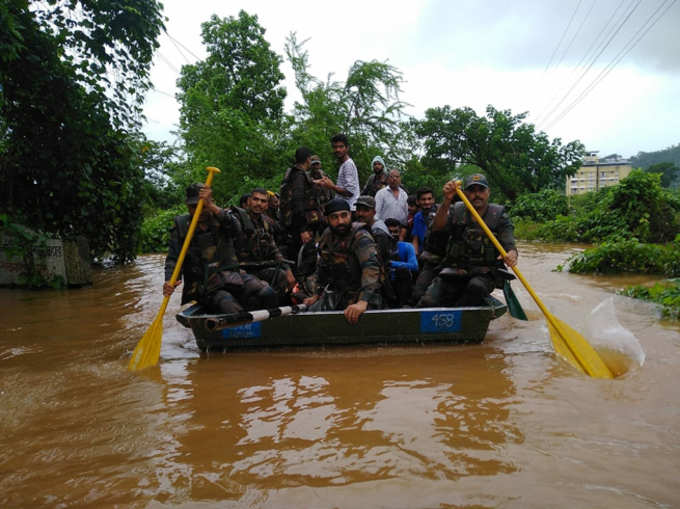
left=176, top=296, right=508, bottom=352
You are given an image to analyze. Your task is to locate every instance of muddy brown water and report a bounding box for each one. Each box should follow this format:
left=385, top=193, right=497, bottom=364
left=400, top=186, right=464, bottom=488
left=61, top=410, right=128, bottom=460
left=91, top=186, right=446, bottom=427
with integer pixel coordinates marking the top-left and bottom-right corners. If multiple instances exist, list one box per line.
left=1, top=243, right=678, bottom=508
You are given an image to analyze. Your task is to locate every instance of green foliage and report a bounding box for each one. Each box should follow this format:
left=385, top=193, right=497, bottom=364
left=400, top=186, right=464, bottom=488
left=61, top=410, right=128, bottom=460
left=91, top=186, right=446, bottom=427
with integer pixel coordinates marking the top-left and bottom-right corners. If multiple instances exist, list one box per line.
left=176, top=11, right=288, bottom=201
left=630, top=143, right=680, bottom=172
left=567, top=238, right=680, bottom=276
left=645, top=161, right=680, bottom=188
left=0, top=214, right=65, bottom=288
left=138, top=205, right=185, bottom=254
left=0, top=1, right=165, bottom=263
left=512, top=218, right=544, bottom=241
left=620, top=279, right=680, bottom=320
left=509, top=189, right=568, bottom=221
left=524, top=171, right=680, bottom=244
left=284, top=34, right=411, bottom=186
left=414, top=105, right=585, bottom=201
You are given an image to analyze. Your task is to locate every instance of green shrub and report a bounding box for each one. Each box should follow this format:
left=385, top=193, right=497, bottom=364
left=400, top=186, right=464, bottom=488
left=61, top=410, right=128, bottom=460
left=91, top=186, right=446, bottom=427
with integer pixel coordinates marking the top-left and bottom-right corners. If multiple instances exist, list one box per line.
left=567, top=237, right=680, bottom=276
left=510, top=189, right=568, bottom=221
left=620, top=279, right=680, bottom=320
left=138, top=205, right=185, bottom=254
left=512, top=218, right=544, bottom=240
left=526, top=171, right=680, bottom=243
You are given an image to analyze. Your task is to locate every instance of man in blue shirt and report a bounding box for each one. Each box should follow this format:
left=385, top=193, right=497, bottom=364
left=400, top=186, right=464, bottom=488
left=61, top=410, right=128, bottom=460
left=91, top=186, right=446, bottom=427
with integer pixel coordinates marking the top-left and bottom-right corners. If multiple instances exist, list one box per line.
left=385, top=218, right=418, bottom=306
left=411, top=187, right=437, bottom=256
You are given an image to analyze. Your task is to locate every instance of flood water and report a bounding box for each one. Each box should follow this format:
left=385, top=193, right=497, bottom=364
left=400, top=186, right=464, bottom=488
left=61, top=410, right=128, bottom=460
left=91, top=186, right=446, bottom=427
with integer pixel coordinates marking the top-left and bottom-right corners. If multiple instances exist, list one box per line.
left=1, top=242, right=679, bottom=508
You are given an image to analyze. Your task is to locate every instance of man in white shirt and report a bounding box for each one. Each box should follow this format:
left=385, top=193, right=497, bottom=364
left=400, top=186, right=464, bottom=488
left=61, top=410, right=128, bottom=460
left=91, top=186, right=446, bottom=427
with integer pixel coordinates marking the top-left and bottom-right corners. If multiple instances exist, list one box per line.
left=315, top=133, right=360, bottom=211
left=375, top=169, right=408, bottom=225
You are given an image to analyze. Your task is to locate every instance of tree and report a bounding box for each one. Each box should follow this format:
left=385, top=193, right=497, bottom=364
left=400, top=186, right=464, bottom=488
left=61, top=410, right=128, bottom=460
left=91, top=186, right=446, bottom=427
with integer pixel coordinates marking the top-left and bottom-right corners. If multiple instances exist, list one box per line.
left=176, top=11, right=288, bottom=200
left=284, top=34, right=410, bottom=184
left=0, top=1, right=165, bottom=262
left=645, top=162, right=680, bottom=189
left=414, top=105, right=585, bottom=201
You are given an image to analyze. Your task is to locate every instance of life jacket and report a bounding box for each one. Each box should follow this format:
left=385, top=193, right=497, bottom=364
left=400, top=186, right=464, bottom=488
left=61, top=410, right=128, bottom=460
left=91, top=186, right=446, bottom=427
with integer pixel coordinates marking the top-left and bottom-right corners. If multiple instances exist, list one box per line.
left=279, top=166, right=324, bottom=228
left=175, top=214, right=239, bottom=301
left=317, top=222, right=378, bottom=292
left=230, top=206, right=278, bottom=263
left=443, top=202, right=506, bottom=270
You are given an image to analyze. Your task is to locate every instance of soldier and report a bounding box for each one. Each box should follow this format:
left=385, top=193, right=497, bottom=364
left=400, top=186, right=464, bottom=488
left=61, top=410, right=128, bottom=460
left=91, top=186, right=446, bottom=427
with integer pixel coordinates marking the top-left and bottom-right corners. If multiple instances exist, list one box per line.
left=279, top=146, right=326, bottom=261
left=309, top=154, right=334, bottom=208
left=303, top=198, right=383, bottom=324
left=163, top=184, right=277, bottom=314
left=230, top=187, right=297, bottom=303
left=417, top=174, right=518, bottom=308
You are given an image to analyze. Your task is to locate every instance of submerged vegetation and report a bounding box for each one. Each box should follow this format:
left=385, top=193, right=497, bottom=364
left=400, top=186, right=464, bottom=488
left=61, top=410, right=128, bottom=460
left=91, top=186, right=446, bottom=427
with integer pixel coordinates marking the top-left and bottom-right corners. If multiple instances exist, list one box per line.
left=619, top=280, right=680, bottom=321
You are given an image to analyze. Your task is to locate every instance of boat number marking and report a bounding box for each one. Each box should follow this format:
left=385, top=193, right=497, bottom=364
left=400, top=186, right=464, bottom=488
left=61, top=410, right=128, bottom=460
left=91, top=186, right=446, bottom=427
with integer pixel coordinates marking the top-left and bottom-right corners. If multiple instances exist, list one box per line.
left=420, top=311, right=463, bottom=333
left=221, top=322, right=262, bottom=339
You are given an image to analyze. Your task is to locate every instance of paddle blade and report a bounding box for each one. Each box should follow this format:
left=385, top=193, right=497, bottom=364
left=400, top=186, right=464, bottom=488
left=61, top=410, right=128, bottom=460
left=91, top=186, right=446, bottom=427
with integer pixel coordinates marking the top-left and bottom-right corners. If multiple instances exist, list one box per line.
left=546, top=312, right=614, bottom=379
left=128, top=313, right=163, bottom=371
left=503, top=281, right=528, bottom=320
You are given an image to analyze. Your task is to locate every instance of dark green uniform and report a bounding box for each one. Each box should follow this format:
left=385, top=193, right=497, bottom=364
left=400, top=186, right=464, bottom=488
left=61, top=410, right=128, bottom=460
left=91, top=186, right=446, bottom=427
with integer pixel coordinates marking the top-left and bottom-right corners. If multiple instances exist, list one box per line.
left=231, top=206, right=290, bottom=301
left=418, top=202, right=516, bottom=307
left=307, top=223, right=383, bottom=311
left=165, top=210, right=275, bottom=313
left=279, top=166, right=326, bottom=260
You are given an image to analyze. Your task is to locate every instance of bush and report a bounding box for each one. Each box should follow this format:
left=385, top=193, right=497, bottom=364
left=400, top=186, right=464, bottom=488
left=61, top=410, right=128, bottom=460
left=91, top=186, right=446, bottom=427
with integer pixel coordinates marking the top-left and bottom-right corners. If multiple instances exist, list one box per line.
left=567, top=237, right=680, bottom=276
left=138, top=205, right=185, bottom=254
left=620, top=279, right=680, bottom=320
left=524, top=171, right=680, bottom=243
left=509, top=189, right=568, bottom=221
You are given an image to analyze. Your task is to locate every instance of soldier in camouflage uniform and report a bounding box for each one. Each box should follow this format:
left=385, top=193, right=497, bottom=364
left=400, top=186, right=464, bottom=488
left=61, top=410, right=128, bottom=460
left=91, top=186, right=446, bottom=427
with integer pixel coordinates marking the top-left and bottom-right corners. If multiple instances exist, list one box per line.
left=310, top=155, right=334, bottom=208
left=417, top=174, right=518, bottom=308
left=303, top=198, right=383, bottom=324
left=162, top=184, right=278, bottom=314
left=230, top=187, right=296, bottom=303
left=279, top=147, right=326, bottom=261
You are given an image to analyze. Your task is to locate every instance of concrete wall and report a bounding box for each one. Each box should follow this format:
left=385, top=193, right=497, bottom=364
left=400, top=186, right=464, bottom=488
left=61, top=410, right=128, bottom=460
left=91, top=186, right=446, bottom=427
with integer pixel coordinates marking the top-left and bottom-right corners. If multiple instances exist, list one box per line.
left=0, top=233, right=91, bottom=287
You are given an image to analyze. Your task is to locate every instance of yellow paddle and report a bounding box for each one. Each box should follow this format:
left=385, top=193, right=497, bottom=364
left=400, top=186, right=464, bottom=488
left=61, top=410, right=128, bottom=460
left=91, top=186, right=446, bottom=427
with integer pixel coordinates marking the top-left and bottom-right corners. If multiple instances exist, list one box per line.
left=128, top=166, right=221, bottom=371
left=454, top=184, right=614, bottom=379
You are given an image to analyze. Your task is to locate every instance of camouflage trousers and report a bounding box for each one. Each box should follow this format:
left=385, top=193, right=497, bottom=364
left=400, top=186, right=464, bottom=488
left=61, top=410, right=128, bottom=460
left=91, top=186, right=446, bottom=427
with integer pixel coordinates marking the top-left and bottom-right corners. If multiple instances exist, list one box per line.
left=417, top=273, right=495, bottom=308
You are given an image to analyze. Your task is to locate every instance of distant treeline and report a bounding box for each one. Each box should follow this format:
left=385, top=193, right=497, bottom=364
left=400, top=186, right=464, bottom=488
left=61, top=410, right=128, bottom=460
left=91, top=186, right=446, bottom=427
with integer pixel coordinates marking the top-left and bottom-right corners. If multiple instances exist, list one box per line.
left=630, top=143, right=680, bottom=170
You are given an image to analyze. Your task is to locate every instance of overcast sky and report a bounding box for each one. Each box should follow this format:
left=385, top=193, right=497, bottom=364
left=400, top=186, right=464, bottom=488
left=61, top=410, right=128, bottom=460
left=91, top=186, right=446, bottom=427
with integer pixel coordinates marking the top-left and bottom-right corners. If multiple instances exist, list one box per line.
left=142, top=0, right=680, bottom=159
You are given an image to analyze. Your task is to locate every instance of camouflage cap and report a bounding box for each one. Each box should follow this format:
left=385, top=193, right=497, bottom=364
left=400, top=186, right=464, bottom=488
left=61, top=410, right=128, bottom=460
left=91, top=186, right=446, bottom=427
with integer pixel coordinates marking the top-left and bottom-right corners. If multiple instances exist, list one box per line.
left=463, top=173, right=489, bottom=190
left=185, top=183, right=204, bottom=205
left=355, top=195, right=376, bottom=209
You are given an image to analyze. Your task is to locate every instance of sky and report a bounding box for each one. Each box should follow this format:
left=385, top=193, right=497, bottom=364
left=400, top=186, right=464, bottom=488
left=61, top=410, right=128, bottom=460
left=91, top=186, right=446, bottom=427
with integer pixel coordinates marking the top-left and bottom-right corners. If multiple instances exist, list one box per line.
left=142, top=0, right=680, bottom=159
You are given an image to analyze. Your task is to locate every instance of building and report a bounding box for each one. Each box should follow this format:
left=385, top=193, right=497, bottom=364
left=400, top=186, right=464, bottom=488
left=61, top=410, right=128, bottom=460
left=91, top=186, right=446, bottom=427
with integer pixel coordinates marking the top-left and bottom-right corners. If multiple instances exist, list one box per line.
left=566, top=151, right=632, bottom=196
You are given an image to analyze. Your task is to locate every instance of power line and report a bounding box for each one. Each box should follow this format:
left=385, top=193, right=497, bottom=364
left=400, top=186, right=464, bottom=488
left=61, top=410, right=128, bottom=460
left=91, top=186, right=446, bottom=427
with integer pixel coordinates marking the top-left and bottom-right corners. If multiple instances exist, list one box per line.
left=164, top=31, right=192, bottom=65
left=544, top=0, right=583, bottom=72
left=531, top=0, right=629, bottom=125
left=545, top=0, right=677, bottom=129
left=156, top=50, right=180, bottom=74
left=165, top=31, right=203, bottom=61
left=554, top=0, right=597, bottom=71
left=537, top=0, right=642, bottom=128
left=150, top=87, right=175, bottom=99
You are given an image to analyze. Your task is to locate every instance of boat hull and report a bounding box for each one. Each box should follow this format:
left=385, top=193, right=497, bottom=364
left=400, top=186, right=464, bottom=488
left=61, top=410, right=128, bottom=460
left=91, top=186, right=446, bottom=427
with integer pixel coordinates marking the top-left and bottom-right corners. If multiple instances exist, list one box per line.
left=176, top=299, right=507, bottom=351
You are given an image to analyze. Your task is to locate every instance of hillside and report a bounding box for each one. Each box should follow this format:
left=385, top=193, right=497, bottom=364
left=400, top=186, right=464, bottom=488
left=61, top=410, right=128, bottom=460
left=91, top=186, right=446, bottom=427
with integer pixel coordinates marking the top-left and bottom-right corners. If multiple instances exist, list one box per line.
left=630, top=143, right=680, bottom=169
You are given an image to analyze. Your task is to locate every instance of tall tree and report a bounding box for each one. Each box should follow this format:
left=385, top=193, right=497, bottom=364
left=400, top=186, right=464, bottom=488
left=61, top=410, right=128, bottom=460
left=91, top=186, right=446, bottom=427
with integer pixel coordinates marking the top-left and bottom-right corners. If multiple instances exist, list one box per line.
left=176, top=11, right=287, bottom=199
left=0, top=1, right=165, bottom=262
left=415, top=105, right=585, bottom=201
left=285, top=34, right=410, bottom=183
